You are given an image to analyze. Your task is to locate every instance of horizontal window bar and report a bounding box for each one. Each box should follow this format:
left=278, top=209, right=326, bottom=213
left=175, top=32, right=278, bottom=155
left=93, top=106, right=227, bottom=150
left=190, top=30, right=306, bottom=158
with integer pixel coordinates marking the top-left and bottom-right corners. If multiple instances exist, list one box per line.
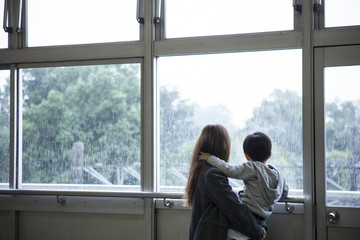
left=0, top=42, right=144, bottom=65
left=0, top=189, right=305, bottom=203
left=154, top=31, right=302, bottom=56
left=0, top=195, right=144, bottom=214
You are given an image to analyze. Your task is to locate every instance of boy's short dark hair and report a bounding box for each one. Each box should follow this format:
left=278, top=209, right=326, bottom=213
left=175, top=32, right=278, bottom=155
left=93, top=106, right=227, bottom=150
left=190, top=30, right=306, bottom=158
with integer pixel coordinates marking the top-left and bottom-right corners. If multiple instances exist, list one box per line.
left=243, top=132, right=272, bottom=162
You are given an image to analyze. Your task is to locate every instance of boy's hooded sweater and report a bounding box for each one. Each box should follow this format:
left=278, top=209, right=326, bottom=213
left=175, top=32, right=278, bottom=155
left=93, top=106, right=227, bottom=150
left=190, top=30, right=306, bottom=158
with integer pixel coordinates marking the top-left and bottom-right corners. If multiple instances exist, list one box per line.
left=207, top=155, right=289, bottom=219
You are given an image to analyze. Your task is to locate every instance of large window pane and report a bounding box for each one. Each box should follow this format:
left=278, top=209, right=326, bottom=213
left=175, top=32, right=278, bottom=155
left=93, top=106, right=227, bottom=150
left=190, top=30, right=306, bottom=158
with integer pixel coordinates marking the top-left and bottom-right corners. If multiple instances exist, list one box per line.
left=157, top=50, right=303, bottom=195
left=325, top=66, right=360, bottom=207
left=165, top=0, right=293, bottom=38
left=0, top=0, right=8, bottom=48
left=325, top=0, right=360, bottom=28
left=0, top=70, right=10, bottom=189
left=21, top=64, right=141, bottom=191
left=28, top=0, right=139, bottom=47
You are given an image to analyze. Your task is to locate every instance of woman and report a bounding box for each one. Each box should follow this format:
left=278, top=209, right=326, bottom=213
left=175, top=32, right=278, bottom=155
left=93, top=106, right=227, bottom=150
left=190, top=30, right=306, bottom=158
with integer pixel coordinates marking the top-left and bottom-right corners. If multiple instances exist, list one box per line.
left=184, top=124, right=265, bottom=240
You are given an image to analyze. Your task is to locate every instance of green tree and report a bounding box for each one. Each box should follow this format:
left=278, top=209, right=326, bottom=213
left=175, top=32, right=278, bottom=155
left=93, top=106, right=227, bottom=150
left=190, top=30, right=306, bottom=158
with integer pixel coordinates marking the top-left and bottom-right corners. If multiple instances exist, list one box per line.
left=20, top=64, right=197, bottom=187
left=22, top=65, right=141, bottom=184
left=325, top=101, right=360, bottom=191
left=241, top=89, right=303, bottom=189
left=13, top=66, right=360, bottom=193
left=159, top=87, right=196, bottom=186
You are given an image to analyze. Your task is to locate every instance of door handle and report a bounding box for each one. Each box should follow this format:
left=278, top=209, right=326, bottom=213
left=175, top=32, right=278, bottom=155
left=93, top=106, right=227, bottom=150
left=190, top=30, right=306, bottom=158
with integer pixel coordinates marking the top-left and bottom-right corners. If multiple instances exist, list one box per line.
left=327, top=210, right=339, bottom=224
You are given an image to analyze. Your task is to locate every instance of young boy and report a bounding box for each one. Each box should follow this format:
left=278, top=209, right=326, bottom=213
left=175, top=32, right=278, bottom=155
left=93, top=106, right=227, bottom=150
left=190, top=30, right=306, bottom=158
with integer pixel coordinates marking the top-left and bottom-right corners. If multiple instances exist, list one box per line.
left=199, top=131, right=288, bottom=240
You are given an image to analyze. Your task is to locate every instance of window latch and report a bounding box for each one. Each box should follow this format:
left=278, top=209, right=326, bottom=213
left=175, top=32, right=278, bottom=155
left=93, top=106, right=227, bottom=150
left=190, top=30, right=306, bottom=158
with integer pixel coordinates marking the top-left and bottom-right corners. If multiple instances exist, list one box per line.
left=136, top=0, right=144, bottom=24
left=3, top=0, right=13, bottom=33
left=293, top=0, right=302, bottom=14
left=15, top=0, right=23, bottom=33
left=314, top=0, right=322, bottom=12
left=154, top=0, right=161, bottom=24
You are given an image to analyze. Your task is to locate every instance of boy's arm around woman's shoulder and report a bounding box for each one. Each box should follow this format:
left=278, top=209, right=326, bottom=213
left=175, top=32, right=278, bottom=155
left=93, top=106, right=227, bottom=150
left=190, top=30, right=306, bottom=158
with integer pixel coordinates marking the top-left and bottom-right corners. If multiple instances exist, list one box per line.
left=207, top=156, right=254, bottom=180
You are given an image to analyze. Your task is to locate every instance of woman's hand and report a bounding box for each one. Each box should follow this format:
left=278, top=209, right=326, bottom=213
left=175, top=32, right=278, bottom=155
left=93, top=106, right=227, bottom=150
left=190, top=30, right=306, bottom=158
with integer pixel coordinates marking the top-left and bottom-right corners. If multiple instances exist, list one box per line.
left=198, top=152, right=211, bottom=161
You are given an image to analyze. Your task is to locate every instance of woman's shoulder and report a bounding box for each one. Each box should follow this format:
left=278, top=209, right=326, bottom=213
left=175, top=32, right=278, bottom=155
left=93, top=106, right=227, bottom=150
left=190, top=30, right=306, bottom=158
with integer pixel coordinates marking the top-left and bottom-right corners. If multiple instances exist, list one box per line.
left=203, top=165, right=225, bottom=173
left=199, top=167, right=233, bottom=194
left=201, top=166, right=228, bottom=179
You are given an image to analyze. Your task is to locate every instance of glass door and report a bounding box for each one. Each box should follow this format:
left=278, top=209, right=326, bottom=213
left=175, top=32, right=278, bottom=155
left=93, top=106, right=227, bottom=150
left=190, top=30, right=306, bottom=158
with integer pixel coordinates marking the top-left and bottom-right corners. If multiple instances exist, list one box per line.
left=314, top=45, right=360, bottom=239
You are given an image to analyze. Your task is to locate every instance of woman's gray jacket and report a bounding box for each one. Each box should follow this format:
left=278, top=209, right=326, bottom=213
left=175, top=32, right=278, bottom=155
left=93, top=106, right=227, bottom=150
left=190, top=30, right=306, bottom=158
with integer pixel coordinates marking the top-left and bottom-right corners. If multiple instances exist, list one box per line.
left=189, top=166, right=264, bottom=240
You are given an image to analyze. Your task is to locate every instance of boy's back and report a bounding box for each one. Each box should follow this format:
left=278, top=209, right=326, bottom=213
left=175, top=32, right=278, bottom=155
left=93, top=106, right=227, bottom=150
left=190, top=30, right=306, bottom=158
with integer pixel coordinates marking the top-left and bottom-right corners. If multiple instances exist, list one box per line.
left=207, top=156, right=288, bottom=219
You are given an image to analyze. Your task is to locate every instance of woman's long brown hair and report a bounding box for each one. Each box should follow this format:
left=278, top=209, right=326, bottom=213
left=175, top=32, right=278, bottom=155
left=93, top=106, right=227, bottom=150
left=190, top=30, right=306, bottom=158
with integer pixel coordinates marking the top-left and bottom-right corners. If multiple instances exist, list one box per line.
left=184, top=124, right=231, bottom=206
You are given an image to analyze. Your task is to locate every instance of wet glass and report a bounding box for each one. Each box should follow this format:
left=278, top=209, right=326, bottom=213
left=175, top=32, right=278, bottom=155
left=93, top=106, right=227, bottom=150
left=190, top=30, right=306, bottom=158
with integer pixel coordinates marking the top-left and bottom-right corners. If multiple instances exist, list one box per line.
left=325, top=65, right=360, bottom=207
left=21, top=64, right=141, bottom=191
left=157, top=49, right=303, bottom=194
left=165, top=0, right=293, bottom=38
left=0, top=70, right=10, bottom=189
left=27, top=0, right=139, bottom=47
left=325, top=0, right=360, bottom=28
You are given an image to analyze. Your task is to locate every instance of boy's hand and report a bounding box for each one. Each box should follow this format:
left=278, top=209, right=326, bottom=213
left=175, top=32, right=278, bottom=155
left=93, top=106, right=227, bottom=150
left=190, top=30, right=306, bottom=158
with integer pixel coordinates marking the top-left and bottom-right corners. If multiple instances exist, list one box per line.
left=251, top=228, right=266, bottom=240
left=199, top=152, right=211, bottom=161
left=261, top=227, right=266, bottom=240
left=262, top=228, right=266, bottom=240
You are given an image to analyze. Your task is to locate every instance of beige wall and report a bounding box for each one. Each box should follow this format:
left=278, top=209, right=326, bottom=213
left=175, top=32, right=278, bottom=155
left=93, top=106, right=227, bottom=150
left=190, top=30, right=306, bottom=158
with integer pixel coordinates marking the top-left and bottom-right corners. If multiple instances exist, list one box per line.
left=1, top=206, right=305, bottom=240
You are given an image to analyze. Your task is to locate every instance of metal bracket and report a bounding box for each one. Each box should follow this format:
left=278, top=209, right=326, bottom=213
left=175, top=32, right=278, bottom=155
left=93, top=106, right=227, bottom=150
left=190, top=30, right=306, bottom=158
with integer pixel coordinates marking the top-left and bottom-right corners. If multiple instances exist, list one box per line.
left=137, top=17, right=144, bottom=24
left=293, top=4, right=302, bottom=13
left=285, top=202, right=295, bottom=214
left=163, top=198, right=174, bottom=208
left=57, top=196, right=67, bottom=206
left=3, top=27, right=13, bottom=33
left=313, top=4, right=321, bottom=12
left=154, top=17, right=161, bottom=24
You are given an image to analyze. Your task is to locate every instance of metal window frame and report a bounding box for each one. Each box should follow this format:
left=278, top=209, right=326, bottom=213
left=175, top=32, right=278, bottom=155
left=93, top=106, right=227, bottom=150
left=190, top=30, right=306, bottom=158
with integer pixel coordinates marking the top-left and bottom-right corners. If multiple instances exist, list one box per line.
left=1, top=1, right=360, bottom=240
left=14, top=58, right=144, bottom=190
left=314, top=45, right=360, bottom=239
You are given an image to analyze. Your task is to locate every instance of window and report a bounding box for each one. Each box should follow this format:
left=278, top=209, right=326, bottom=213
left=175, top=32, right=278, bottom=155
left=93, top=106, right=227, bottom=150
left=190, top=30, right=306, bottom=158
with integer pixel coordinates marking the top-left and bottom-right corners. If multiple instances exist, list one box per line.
left=165, top=0, right=293, bottom=38
left=325, top=0, right=360, bottom=28
left=0, top=70, right=10, bottom=189
left=325, top=65, right=360, bottom=207
left=27, top=0, right=139, bottom=47
left=20, top=64, right=141, bottom=191
left=157, top=49, right=303, bottom=195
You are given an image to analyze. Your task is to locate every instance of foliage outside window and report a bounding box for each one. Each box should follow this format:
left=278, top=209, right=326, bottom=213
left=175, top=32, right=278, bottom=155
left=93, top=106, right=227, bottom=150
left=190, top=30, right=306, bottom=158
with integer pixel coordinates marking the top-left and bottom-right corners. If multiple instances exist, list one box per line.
left=158, top=50, right=303, bottom=194
left=325, top=66, right=360, bottom=207
left=18, top=64, right=141, bottom=190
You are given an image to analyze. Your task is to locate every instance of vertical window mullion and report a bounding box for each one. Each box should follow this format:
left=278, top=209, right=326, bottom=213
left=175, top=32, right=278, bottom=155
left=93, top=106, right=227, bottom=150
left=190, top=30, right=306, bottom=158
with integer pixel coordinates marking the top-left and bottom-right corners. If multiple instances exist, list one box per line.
left=142, top=0, right=155, bottom=193
left=16, top=67, right=22, bottom=189
left=9, top=65, right=17, bottom=189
